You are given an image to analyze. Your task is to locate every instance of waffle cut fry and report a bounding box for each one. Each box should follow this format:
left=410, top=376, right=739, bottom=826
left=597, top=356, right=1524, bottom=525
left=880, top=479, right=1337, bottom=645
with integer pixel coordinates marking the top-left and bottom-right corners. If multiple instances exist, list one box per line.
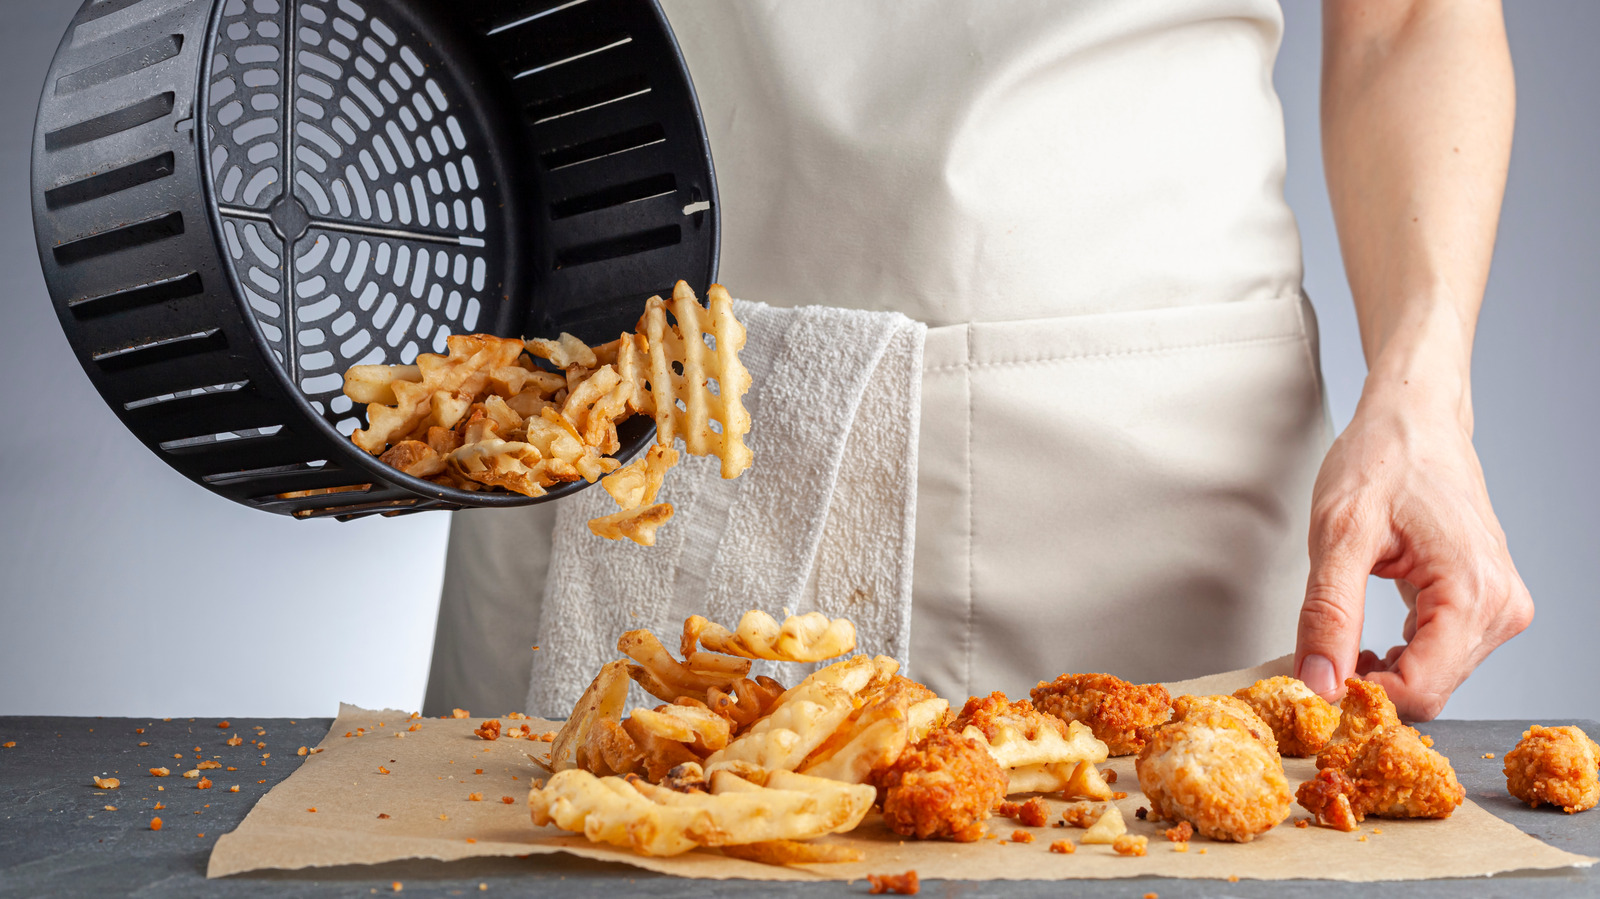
left=681, top=610, right=857, bottom=663
left=636, top=282, right=754, bottom=479
left=528, top=767, right=874, bottom=857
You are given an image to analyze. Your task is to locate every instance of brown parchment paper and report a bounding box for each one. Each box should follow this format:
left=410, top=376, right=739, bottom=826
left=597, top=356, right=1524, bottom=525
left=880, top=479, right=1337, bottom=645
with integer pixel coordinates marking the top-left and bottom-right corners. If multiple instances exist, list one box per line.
left=209, top=660, right=1596, bottom=883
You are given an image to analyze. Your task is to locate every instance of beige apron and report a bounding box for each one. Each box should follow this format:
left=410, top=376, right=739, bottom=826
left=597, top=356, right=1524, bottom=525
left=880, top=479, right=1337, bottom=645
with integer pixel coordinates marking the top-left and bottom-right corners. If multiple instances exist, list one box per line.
left=424, top=0, right=1330, bottom=715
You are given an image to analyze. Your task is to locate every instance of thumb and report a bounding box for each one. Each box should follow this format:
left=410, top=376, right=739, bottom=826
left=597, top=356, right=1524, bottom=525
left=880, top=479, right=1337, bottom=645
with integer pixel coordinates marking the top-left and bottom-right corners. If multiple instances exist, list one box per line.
left=1295, top=509, right=1380, bottom=701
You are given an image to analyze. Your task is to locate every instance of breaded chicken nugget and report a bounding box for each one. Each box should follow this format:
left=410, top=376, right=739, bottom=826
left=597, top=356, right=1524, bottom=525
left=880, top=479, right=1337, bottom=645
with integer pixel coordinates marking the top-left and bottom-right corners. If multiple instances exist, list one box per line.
left=1233, top=676, right=1339, bottom=757
left=878, top=730, right=1008, bottom=842
left=1170, top=694, right=1279, bottom=759
left=1316, top=678, right=1400, bottom=771
left=1030, top=673, right=1171, bottom=756
left=1504, top=725, right=1600, bottom=814
left=1135, top=715, right=1292, bottom=842
left=1298, top=724, right=1464, bottom=827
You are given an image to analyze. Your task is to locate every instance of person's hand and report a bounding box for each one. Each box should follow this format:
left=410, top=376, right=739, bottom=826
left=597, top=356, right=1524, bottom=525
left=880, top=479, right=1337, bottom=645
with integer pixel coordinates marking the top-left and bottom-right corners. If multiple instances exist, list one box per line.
left=1292, top=384, right=1533, bottom=722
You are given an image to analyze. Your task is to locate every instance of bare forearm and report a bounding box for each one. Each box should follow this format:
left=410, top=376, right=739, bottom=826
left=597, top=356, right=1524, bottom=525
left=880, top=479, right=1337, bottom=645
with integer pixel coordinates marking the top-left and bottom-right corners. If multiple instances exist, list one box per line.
left=1321, top=0, right=1513, bottom=429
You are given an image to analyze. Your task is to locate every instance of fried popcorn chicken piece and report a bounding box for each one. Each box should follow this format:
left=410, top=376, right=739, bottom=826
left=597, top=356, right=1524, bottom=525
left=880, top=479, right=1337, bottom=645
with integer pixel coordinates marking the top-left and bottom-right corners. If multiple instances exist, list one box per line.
left=1296, top=768, right=1361, bottom=831
left=1298, top=724, right=1464, bottom=827
left=681, top=610, right=857, bottom=663
left=1317, top=678, right=1401, bottom=771
left=866, top=870, right=920, bottom=895
left=996, top=796, right=1051, bottom=828
left=1135, top=714, right=1292, bottom=842
left=879, top=730, right=1008, bottom=842
left=1170, top=694, right=1280, bottom=759
left=954, top=692, right=1110, bottom=794
left=1504, top=725, right=1600, bottom=813
left=1233, top=676, right=1340, bottom=758
left=1030, top=673, right=1172, bottom=756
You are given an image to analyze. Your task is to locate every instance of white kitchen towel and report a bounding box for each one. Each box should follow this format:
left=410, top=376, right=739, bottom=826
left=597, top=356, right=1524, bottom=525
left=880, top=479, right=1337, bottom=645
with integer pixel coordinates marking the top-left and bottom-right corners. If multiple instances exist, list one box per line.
left=526, top=299, right=926, bottom=717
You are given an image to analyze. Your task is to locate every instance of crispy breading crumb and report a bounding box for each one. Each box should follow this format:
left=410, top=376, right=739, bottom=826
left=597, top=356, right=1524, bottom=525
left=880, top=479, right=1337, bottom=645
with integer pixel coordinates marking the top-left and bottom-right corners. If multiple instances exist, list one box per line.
left=1227, top=874, right=1238, bottom=882
left=1113, top=834, right=1148, bottom=856
left=501, top=796, right=515, bottom=804
left=1049, top=838, right=1075, bottom=854
left=475, top=720, right=502, bottom=741
left=183, top=770, right=200, bottom=779
left=1103, top=768, right=1117, bottom=784
left=469, top=792, right=484, bottom=801
left=104, top=805, right=117, bottom=811
left=393, top=882, right=403, bottom=892
left=866, top=870, right=919, bottom=895
left=217, top=721, right=230, bottom=729
left=1011, top=829, right=1034, bottom=844
left=452, top=709, right=471, bottom=719
left=408, top=724, right=421, bottom=732
left=150, top=768, right=170, bottom=777
left=1172, top=842, right=1188, bottom=853
left=227, top=736, right=243, bottom=747
left=1135, top=806, right=1147, bottom=820
left=1111, top=791, right=1128, bottom=800
left=298, top=747, right=308, bottom=756
left=1, top=742, right=14, bottom=749
left=378, top=813, right=391, bottom=819
left=1295, top=819, right=1309, bottom=828
left=197, top=760, right=221, bottom=770
left=93, top=776, right=119, bottom=789
left=307, top=808, right=317, bottom=813
left=1482, top=753, right=1495, bottom=759
left=1164, top=821, right=1194, bottom=842
left=197, top=778, right=212, bottom=790
left=154, top=802, right=164, bottom=810
left=150, top=817, right=162, bottom=831
left=475, top=769, right=484, bottom=775
left=1144, top=894, right=1159, bottom=899
left=379, top=767, right=390, bottom=775
left=229, top=786, right=240, bottom=793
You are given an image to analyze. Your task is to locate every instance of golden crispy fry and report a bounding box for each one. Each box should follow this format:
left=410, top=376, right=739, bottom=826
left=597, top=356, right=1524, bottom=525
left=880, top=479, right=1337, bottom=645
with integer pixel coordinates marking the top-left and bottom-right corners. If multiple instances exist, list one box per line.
left=1058, top=760, right=1115, bottom=801
left=628, top=704, right=732, bottom=754
left=343, top=363, right=420, bottom=405
left=619, top=629, right=751, bottom=704
left=545, top=660, right=638, bottom=776
left=352, top=335, right=524, bottom=454
left=719, top=839, right=864, bottom=865
left=704, top=681, right=856, bottom=774
left=379, top=440, right=445, bottom=478
left=681, top=610, right=857, bottom=663
left=588, top=503, right=675, bottom=546
left=602, top=444, right=678, bottom=510
left=953, top=692, right=1108, bottom=794
left=636, top=282, right=753, bottom=478
left=1079, top=805, right=1127, bottom=844
left=1233, top=676, right=1339, bottom=758
left=528, top=767, right=874, bottom=857
left=1504, top=724, right=1600, bottom=813
left=703, top=676, right=788, bottom=734
left=525, top=332, right=598, bottom=370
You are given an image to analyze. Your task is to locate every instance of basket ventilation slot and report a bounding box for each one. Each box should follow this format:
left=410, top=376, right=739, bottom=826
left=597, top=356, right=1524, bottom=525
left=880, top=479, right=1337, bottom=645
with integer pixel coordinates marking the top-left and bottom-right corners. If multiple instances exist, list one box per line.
left=92, top=327, right=225, bottom=371
left=44, top=92, right=175, bottom=151
left=54, top=211, right=184, bottom=265
left=124, top=379, right=249, bottom=412
left=557, top=224, right=680, bottom=268
left=550, top=173, right=675, bottom=219
left=159, top=424, right=284, bottom=455
left=524, top=73, right=649, bottom=124
left=542, top=123, right=665, bottom=171
left=55, top=34, right=183, bottom=95
left=68, top=270, right=202, bottom=319
left=46, top=152, right=176, bottom=210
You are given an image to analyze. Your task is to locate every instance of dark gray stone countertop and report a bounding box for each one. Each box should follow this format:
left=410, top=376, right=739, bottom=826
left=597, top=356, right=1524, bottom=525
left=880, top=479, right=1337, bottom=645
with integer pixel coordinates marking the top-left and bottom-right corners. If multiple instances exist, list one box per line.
left=1, top=716, right=1595, bottom=898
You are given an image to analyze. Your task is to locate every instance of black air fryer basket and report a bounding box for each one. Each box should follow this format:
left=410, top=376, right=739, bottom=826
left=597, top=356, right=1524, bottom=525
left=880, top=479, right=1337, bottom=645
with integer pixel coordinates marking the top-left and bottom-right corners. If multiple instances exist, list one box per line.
left=32, top=0, right=718, bottom=520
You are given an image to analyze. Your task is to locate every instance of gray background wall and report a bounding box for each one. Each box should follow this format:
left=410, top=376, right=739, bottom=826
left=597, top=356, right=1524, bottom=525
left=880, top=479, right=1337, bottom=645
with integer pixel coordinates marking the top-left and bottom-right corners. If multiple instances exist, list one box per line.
left=0, top=1, right=1593, bottom=720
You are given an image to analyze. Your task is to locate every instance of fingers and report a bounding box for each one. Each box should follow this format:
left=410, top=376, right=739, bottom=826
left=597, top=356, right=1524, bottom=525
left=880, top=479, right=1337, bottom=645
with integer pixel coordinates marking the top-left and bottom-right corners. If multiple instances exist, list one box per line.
left=1363, top=579, right=1534, bottom=722
left=1295, top=502, right=1384, bottom=702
